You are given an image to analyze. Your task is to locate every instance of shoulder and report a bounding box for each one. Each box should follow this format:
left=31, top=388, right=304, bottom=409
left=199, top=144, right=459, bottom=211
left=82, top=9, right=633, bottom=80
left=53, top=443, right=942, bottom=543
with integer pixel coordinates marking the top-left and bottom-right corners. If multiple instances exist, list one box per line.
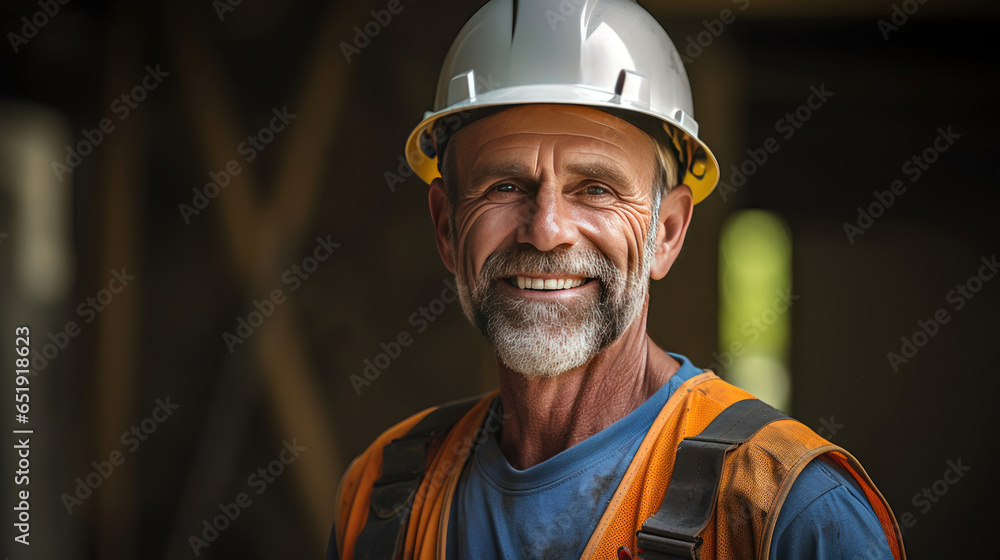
left=671, top=372, right=757, bottom=415
left=332, top=393, right=497, bottom=558
left=332, top=405, right=438, bottom=556
left=771, top=456, right=894, bottom=559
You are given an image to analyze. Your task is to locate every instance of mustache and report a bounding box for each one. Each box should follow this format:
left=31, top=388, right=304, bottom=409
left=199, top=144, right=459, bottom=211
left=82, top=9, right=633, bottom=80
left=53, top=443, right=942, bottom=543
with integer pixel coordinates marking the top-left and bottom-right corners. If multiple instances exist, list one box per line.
left=476, top=245, right=619, bottom=286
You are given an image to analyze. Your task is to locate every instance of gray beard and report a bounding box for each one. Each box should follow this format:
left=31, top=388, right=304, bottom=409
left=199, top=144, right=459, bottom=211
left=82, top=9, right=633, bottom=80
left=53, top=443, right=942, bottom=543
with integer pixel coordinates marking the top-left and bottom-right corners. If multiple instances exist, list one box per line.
left=454, top=226, right=657, bottom=379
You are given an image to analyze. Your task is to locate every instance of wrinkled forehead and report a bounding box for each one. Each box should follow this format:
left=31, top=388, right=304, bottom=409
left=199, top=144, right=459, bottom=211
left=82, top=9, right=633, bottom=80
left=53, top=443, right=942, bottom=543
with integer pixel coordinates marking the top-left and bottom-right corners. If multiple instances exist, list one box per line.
left=448, top=104, right=657, bottom=177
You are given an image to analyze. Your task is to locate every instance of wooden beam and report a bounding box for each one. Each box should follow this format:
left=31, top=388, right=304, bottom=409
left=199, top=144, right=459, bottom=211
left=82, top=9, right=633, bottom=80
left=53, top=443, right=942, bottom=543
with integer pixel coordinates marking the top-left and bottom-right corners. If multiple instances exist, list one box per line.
left=93, top=2, right=145, bottom=558
left=166, top=0, right=364, bottom=549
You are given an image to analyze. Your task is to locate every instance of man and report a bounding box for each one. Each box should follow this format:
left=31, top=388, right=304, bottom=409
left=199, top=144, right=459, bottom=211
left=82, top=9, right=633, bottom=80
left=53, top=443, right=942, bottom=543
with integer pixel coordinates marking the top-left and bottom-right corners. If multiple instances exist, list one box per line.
left=330, top=1, right=905, bottom=558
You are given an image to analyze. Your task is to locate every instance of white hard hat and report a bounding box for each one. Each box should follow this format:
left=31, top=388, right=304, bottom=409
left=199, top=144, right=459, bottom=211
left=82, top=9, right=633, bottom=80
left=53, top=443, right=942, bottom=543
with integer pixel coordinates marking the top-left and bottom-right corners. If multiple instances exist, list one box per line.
left=405, top=0, right=720, bottom=204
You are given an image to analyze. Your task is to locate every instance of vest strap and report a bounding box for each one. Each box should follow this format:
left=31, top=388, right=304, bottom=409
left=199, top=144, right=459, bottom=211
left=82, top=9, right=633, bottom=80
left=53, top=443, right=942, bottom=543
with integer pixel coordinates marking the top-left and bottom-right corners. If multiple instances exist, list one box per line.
left=637, top=399, right=789, bottom=560
left=353, top=395, right=480, bottom=560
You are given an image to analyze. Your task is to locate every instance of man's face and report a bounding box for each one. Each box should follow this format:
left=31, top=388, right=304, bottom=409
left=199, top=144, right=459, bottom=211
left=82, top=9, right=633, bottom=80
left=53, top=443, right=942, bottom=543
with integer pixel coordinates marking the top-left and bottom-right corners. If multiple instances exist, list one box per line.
left=441, top=105, right=663, bottom=378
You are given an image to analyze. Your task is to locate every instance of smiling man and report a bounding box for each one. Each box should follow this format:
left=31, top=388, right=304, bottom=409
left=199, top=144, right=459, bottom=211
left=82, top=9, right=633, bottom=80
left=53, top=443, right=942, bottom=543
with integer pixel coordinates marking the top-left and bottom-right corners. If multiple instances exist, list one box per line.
left=329, top=1, right=905, bottom=559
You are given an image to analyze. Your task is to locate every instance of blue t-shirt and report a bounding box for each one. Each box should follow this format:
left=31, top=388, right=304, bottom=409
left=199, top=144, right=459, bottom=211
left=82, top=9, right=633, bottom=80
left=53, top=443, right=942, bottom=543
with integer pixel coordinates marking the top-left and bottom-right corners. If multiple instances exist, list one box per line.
left=447, top=354, right=893, bottom=559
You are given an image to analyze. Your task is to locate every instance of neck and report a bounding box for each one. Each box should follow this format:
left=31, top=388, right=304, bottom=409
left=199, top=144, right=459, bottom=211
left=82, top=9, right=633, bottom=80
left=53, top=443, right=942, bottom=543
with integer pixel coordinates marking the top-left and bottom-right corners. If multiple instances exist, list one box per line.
left=494, top=311, right=680, bottom=470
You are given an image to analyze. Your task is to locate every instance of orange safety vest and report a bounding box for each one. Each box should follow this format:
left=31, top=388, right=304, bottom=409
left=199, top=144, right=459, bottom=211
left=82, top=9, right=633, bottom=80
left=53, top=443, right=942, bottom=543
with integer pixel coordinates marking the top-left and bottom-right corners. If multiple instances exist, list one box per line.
left=334, top=372, right=906, bottom=560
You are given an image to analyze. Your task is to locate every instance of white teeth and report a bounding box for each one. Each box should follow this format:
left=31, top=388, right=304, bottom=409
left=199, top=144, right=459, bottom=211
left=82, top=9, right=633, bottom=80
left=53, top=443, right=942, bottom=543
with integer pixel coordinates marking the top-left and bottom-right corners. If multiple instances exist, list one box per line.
left=514, top=276, right=587, bottom=290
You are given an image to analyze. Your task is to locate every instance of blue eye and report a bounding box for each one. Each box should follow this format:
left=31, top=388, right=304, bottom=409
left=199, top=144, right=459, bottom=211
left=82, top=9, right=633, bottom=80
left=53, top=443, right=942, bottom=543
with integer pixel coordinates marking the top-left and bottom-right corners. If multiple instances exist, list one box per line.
left=586, top=185, right=608, bottom=195
left=495, top=184, right=517, bottom=193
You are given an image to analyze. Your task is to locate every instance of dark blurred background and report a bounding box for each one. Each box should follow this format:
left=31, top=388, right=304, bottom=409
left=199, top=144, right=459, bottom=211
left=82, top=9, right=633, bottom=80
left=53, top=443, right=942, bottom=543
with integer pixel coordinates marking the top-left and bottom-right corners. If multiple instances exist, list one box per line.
left=0, top=0, right=997, bottom=558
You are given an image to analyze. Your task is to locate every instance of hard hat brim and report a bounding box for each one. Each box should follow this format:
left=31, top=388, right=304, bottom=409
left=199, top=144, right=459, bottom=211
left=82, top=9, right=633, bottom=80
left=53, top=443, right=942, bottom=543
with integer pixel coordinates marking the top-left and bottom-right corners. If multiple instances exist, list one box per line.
left=404, top=86, right=720, bottom=205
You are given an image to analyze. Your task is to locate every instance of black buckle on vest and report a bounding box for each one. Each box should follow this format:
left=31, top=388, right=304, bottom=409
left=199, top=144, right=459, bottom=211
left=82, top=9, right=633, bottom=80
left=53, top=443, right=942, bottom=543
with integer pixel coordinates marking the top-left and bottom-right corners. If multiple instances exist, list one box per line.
left=636, top=532, right=703, bottom=560
left=351, top=396, right=483, bottom=560
left=369, top=477, right=421, bottom=520
left=636, top=399, right=789, bottom=560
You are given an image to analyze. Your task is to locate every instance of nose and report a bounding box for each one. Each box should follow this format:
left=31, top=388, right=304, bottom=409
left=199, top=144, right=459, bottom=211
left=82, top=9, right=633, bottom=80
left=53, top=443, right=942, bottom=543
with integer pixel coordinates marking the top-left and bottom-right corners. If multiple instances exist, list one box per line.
left=516, top=185, right=578, bottom=252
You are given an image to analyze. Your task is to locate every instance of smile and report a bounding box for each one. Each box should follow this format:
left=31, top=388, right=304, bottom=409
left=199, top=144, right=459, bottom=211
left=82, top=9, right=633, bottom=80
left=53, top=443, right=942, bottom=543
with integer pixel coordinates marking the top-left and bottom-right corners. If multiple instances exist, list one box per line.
left=509, top=275, right=591, bottom=291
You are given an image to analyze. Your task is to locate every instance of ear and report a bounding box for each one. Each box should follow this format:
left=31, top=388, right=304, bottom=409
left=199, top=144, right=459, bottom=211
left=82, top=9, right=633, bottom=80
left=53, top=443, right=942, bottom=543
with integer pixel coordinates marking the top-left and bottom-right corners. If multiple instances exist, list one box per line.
left=428, top=177, right=456, bottom=273
left=650, top=184, right=694, bottom=280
